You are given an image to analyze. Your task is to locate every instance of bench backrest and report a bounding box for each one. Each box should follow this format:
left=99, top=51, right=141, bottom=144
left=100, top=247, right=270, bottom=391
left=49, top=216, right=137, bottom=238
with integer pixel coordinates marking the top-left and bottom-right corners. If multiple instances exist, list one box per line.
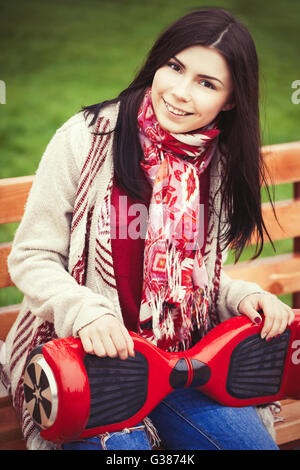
left=1, top=141, right=300, bottom=341
left=0, top=175, right=33, bottom=340
left=224, top=141, right=300, bottom=309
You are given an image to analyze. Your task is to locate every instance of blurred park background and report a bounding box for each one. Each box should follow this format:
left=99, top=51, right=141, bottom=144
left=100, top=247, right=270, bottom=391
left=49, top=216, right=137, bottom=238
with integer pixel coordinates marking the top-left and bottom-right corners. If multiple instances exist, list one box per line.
left=0, top=0, right=299, bottom=307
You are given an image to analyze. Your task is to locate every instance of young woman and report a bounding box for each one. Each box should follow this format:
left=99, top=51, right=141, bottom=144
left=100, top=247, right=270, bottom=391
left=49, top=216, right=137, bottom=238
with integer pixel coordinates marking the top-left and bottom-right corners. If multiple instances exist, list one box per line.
left=2, top=7, right=294, bottom=450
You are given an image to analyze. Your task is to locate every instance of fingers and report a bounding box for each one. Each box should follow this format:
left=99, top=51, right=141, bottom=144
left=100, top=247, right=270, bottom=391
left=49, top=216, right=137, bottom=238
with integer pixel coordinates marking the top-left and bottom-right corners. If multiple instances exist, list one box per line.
left=110, top=323, right=135, bottom=360
left=288, top=308, right=295, bottom=326
left=260, top=302, right=294, bottom=341
left=78, top=315, right=135, bottom=360
left=261, top=309, right=287, bottom=340
left=79, top=334, right=94, bottom=355
left=239, top=293, right=295, bottom=341
left=92, top=329, right=117, bottom=357
left=238, top=301, right=263, bottom=326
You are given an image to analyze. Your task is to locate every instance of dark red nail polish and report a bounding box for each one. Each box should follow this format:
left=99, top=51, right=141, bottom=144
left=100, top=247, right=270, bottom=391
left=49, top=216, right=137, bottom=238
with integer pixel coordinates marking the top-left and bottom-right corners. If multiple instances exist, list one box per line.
left=254, top=316, right=262, bottom=324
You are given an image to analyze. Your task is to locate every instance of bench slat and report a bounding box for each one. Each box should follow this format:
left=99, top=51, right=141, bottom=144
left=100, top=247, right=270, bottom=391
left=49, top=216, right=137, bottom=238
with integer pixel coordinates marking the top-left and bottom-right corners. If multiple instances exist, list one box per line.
left=0, top=439, right=27, bottom=450
left=0, top=242, right=13, bottom=288
left=275, top=399, right=300, bottom=446
left=224, top=253, right=300, bottom=296
left=262, top=141, right=300, bottom=185
left=0, top=397, right=27, bottom=449
left=0, top=396, right=25, bottom=446
left=0, top=305, right=20, bottom=341
left=255, top=199, right=300, bottom=243
left=0, top=175, right=33, bottom=224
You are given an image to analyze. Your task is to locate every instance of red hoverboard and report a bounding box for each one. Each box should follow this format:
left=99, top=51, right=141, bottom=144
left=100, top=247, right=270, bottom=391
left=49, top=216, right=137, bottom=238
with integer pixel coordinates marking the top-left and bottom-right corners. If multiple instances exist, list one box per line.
left=23, top=310, right=300, bottom=443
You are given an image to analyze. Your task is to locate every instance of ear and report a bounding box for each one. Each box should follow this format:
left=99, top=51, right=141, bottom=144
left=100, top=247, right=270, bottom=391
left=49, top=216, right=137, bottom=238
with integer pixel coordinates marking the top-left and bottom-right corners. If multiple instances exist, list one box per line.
left=222, top=101, right=235, bottom=111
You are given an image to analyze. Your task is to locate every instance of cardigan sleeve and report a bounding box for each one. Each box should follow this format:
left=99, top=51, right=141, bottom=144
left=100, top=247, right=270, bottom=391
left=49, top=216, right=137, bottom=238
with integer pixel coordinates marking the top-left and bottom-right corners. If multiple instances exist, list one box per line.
left=7, top=113, right=117, bottom=339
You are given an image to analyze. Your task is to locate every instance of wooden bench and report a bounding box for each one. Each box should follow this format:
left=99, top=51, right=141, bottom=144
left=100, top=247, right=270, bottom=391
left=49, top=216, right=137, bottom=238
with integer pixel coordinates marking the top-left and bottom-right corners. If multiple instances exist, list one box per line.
left=0, top=142, right=300, bottom=450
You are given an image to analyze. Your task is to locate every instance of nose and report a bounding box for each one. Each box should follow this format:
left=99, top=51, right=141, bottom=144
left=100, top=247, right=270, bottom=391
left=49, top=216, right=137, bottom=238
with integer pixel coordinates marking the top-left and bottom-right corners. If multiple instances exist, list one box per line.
left=171, top=78, right=192, bottom=103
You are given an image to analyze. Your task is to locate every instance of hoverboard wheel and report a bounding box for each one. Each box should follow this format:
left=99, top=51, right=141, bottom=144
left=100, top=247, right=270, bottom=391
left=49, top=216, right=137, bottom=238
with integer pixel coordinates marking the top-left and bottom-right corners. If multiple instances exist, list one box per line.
left=24, top=347, right=58, bottom=430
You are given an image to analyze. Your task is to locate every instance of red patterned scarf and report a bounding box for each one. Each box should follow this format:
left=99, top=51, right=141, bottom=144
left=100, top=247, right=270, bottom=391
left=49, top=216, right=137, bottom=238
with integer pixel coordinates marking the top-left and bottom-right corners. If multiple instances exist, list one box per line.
left=137, top=88, right=220, bottom=351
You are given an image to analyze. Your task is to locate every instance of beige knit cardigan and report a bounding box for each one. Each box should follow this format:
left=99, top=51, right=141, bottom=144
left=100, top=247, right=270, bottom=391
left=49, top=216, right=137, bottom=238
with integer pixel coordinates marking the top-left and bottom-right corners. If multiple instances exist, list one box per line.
left=2, top=103, right=276, bottom=450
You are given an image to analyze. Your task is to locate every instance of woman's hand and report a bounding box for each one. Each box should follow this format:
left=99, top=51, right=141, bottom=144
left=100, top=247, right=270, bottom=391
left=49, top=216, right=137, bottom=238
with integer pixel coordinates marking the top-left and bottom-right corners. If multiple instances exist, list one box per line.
left=78, top=314, right=135, bottom=360
left=238, top=293, right=295, bottom=340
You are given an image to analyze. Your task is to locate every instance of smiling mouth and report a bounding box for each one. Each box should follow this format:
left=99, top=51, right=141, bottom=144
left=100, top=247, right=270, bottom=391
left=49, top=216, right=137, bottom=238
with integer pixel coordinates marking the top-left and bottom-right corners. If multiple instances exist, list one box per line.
left=163, top=98, right=192, bottom=117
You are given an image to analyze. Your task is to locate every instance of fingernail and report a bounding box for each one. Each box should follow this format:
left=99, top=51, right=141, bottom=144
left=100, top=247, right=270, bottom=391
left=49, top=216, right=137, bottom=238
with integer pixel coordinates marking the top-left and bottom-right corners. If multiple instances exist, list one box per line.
left=254, top=316, right=262, bottom=324
left=267, top=337, right=273, bottom=342
left=275, top=334, right=281, bottom=339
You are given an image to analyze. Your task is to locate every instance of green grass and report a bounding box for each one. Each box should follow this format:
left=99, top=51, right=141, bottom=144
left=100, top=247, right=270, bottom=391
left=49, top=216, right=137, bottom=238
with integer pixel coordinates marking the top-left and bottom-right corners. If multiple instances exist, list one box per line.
left=0, top=0, right=299, bottom=307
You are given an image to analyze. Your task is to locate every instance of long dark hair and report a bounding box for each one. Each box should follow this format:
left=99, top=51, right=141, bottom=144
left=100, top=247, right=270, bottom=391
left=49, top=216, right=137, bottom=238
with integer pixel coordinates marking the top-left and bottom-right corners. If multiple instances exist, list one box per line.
left=82, top=7, right=274, bottom=261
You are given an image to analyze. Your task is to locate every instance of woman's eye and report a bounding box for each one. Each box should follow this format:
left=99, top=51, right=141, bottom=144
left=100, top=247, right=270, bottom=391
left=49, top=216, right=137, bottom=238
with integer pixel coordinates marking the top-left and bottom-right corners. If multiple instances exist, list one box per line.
left=167, top=61, right=181, bottom=72
left=199, top=79, right=215, bottom=90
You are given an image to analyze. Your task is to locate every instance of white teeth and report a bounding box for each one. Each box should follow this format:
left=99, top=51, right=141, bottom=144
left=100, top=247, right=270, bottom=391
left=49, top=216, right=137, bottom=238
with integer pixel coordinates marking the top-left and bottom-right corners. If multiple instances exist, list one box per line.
left=164, top=100, right=189, bottom=116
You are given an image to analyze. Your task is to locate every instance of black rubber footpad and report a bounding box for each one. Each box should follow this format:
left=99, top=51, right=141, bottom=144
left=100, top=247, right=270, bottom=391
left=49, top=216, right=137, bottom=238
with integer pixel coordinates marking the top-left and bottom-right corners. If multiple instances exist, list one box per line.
left=226, top=330, right=290, bottom=399
left=83, top=351, right=149, bottom=428
left=169, top=358, right=211, bottom=389
left=169, top=358, right=189, bottom=389
left=190, top=359, right=211, bottom=387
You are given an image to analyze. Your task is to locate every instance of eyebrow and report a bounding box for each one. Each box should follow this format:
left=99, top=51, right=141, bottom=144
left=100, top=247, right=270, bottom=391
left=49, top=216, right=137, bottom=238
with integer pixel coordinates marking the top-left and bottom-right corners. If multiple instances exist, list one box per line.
left=172, top=56, right=224, bottom=86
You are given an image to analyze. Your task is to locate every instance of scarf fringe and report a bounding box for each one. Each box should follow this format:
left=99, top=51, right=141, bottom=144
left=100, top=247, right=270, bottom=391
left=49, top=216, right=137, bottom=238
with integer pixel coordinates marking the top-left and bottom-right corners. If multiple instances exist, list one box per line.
left=148, top=254, right=208, bottom=351
left=143, top=417, right=161, bottom=448
left=165, top=242, right=183, bottom=301
left=144, top=243, right=209, bottom=351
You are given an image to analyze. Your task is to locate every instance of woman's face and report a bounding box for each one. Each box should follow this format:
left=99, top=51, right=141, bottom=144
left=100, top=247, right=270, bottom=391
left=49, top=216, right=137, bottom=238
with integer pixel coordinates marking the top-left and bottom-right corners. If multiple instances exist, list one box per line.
left=151, top=45, right=234, bottom=133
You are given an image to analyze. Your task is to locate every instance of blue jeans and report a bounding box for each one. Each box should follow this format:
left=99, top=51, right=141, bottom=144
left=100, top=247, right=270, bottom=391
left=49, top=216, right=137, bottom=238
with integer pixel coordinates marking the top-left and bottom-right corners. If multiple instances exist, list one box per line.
left=62, top=389, right=279, bottom=450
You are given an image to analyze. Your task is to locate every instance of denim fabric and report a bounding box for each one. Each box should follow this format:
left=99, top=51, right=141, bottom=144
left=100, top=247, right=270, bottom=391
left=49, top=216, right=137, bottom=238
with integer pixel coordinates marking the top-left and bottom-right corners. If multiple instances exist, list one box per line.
left=62, top=424, right=152, bottom=450
left=62, top=389, right=279, bottom=450
left=149, top=389, right=279, bottom=450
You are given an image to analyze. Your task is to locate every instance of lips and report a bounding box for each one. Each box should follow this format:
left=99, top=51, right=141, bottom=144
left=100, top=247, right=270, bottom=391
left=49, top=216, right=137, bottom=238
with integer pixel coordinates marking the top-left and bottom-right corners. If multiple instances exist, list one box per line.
left=163, top=98, right=192, bottom=117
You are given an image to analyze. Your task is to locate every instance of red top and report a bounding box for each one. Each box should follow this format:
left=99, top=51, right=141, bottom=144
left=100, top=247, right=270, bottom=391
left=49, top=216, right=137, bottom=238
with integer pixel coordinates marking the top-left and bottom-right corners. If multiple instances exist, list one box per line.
left=110, top=168, right=210, bottom=332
